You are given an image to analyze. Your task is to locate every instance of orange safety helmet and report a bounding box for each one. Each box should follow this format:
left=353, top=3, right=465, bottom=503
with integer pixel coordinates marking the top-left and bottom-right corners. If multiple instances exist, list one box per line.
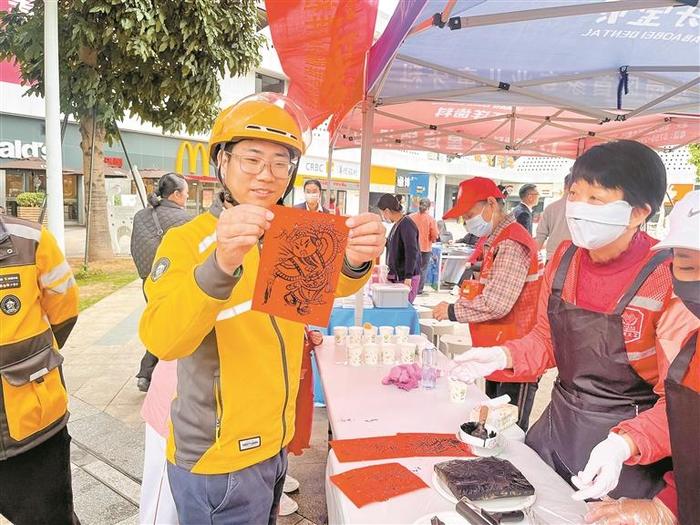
left=208, top=93, right=312, bottom=166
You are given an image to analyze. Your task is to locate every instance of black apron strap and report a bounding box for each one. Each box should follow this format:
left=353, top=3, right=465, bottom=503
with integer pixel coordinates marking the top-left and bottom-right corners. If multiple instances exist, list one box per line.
left=667, top=333, right=698, bottom=383
left=613, top=249, right=671, bottom=315
left=551, top=244, right=578, bottom=298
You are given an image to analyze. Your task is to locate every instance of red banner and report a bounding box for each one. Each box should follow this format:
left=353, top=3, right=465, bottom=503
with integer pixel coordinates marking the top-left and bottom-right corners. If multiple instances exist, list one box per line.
left=266, top=0, right=378, bottom=132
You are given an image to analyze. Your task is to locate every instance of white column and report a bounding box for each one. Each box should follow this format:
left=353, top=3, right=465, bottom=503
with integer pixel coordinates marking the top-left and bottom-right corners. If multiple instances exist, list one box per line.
left=435, top=174, right=446, bottom=219
left=44, top=0, right=65, bottom=250
left=354, top=99, right=375, bottom=326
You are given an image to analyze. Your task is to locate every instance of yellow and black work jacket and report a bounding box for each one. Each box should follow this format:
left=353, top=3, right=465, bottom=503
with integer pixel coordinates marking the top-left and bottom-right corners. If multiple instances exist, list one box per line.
left=140, top=197, right=370, bottom=474
left=0, top=216, right=78, bottom=459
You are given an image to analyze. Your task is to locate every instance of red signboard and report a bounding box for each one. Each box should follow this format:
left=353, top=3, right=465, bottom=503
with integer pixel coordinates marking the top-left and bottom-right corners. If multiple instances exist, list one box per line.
left=104, top=156, right=123, bottom=168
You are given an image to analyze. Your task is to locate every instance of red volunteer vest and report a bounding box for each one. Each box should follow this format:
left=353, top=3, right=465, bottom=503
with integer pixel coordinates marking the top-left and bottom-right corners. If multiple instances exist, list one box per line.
left=462, top=223, right=543, bottom=349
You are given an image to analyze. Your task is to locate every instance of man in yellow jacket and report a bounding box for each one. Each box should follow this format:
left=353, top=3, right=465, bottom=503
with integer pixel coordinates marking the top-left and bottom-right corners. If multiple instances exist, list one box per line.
left=139, top=93, right=386, bottom=524
left=0, top=215, right=79, bottom=524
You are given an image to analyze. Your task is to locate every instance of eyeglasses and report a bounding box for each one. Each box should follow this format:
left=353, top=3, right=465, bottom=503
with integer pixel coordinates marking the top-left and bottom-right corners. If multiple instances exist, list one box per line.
left=225, top=152, right=295, bottom=180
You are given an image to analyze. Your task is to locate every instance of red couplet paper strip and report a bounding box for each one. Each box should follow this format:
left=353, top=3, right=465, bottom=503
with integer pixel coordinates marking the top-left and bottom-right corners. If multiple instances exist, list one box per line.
left=330, top=462, right=428, bottom=508
left=266, top=0, right=379, bottom=130
left=252, top=205, right=349, bottom=326
left=330, top=433, right=473, bottom=463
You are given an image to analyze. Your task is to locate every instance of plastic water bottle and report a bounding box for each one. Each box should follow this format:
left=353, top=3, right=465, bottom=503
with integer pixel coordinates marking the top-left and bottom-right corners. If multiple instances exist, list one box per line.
left=421, top=345, right=437, bottom=390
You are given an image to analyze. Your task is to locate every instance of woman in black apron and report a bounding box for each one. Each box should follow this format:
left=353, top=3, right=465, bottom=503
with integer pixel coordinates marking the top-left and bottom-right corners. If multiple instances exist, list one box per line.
left=449, top=141, right=695, bottom=500
left=584, top=191, right=700, bottom=525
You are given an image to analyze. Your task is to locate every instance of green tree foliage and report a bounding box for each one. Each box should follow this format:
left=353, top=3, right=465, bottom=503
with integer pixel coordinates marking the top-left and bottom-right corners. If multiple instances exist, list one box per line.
left=688, top=144, right=700, bottom=182
left=1, top=0, right=265, bottom=259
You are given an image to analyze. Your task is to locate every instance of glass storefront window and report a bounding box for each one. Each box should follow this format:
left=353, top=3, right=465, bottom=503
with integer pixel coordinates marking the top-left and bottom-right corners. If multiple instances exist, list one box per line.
left=6, top=171, right=25, bottom=198
left=255, top=72, right=285, bottom=94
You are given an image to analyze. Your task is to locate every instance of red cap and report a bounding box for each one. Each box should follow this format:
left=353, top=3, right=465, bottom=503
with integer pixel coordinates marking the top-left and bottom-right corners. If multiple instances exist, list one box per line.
left=443, top=177, right=504, bottom=220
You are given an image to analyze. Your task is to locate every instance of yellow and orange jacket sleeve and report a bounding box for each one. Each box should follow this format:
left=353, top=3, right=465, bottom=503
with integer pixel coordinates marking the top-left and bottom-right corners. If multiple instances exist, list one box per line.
left=35, top=227, right=79, bottom=348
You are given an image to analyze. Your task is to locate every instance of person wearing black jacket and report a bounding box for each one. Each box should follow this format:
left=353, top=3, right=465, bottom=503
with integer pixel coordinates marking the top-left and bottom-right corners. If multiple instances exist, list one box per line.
left=377, top=194, right=421, bottom=303
left=512, top=183, right=540, bottom=235
left=130, top=173, right=191, bottom=391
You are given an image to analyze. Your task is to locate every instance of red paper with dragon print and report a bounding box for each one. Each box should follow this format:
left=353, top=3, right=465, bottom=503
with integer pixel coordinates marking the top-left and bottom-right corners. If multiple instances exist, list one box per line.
left=330, top=462, right=429, bottom=508
left=330, top=433, right=474, bottom=463
left=252, top=205, right=349, bottom=326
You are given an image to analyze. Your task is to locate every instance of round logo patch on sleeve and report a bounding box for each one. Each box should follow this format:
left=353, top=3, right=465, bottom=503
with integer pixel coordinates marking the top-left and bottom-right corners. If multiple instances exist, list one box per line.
left=0, top=295, right=21, bottom=315
left=150, top=257, right=171, bottom=282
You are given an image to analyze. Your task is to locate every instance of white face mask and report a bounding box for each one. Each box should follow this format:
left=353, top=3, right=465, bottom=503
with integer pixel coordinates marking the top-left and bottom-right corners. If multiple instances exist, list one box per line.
left=463, top=206, right=493, bottom=237
left=305, top=192, right=320, bottom=203
left=565, top=200, right=633, bottom=250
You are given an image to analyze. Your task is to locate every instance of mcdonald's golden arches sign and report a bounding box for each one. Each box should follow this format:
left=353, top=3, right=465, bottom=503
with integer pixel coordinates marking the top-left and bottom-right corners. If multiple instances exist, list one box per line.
left=175, top=141, right=211, bottom=177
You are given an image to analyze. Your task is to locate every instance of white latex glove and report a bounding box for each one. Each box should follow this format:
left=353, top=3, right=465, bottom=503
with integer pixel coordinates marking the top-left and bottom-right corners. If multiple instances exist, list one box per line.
left=571, top=432, right=632, bottom=501
left=449, top=347, right=508, bottom=383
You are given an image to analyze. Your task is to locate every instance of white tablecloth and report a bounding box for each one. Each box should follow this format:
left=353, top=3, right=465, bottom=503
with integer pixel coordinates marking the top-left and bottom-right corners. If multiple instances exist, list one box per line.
left=316, top=336, right=588, bottom=524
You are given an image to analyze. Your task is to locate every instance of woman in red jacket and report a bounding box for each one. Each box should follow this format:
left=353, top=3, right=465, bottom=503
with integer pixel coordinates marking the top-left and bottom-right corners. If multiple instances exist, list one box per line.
left=449, top=141, right=700, bottom=500
left=585, top=190, right=700, bottom=525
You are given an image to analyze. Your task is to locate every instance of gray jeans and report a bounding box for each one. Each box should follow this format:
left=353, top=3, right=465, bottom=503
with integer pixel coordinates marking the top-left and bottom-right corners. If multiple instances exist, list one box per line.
left=418, top=251, right=432, bottom=293
left=167, top=450, right=287, bottom=525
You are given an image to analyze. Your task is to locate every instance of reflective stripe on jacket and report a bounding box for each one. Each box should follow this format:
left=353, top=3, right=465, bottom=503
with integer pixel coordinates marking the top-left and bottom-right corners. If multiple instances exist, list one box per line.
left=0, top=216, right=78, bottom=459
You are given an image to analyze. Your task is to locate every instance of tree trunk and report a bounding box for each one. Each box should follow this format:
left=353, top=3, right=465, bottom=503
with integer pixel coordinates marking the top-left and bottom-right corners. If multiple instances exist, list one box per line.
left=79, top=114, right=114, bottom=261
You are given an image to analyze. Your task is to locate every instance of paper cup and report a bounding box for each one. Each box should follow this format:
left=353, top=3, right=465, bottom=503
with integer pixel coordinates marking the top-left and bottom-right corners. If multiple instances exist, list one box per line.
left=363, top=344, right=380, bottom=366
left=348, top=344, right=363, bottom=367
left=333, top=326, right=348, bottom=346
left=399, top=343, right=416, bottom=364
left=449, top=377, right=469, bottom=403
left=396, top=325, right=410, bottom=343
left=363, top=326, right=378, bottom=344
left=381, top=344, right=397, bottom=365
left=379, top=326, right=394, bottom=344
left=348, top=326, right=364, bottom=345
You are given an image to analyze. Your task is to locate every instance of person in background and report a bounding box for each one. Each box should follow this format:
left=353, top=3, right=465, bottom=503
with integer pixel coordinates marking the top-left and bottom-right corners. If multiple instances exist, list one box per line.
left=131, top=173, right=190, bottom=392
left=536, top=174, right=572, bottom=262
left=0, top=214, right=80, bottom=525
left=139, top=93, right=383, bottom=524
left=377, top=193, right=422, bottom=303
left=432, top=177, right=542, bottom=430
left=0, top=206, right=5, bottom=214
left=448, top=140, right=699, bottom=500
left=409, top=198, right=439, bottom=295
left=437, top=220, right=453, bottom=243
left=295, top=179, right=329, bottom=213
left=585, top=190, right=700, bottom=525
left=512, top=183, right=540, bottom=235
left=139, top=360, right=179, bottom=524
left=280, top=328, right=324, bottom=517
left=328, top=196, right=340, bottom=215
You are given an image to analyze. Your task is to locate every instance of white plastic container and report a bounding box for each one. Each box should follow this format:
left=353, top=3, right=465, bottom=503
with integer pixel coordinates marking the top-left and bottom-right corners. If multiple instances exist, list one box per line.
left=371, top=283, right=410, bottom=308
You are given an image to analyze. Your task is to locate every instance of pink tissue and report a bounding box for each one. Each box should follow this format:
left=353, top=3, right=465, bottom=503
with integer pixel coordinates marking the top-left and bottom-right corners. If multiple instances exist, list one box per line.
left=382, top=364, right=423, bottom=391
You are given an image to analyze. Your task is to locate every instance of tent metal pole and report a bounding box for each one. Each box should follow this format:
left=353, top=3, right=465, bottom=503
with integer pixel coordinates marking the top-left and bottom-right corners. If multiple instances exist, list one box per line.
left=629, top=118, right=673, bottom=140
left=634, top=71, right=700, bottom=96
left=326, top=136, right=334, bottom=208
left=627, top=66, right=700, bottom=73
left=381, top=86, right=497, bottom=106
left=509, top=107, right=516, bottom=149
left=448, top=0, right=680, bottom=29
left=461, top=118, right=512, bottom=156
left=623, top=76, right=700, bottom=120
left=515, top=110, right=565, bottom=149
left=374, top=109, right=508, bottom=148
left=395, top=54, right=616, bottom=121
left=355, top=97, right=375, bottom=326
left=375, top=109, right=507, bottom=131
left=517, top=114, right=593, bottom=135
left=517, top=114, right=599, bottom=124
left=636, top=102, right=700, bottom=117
